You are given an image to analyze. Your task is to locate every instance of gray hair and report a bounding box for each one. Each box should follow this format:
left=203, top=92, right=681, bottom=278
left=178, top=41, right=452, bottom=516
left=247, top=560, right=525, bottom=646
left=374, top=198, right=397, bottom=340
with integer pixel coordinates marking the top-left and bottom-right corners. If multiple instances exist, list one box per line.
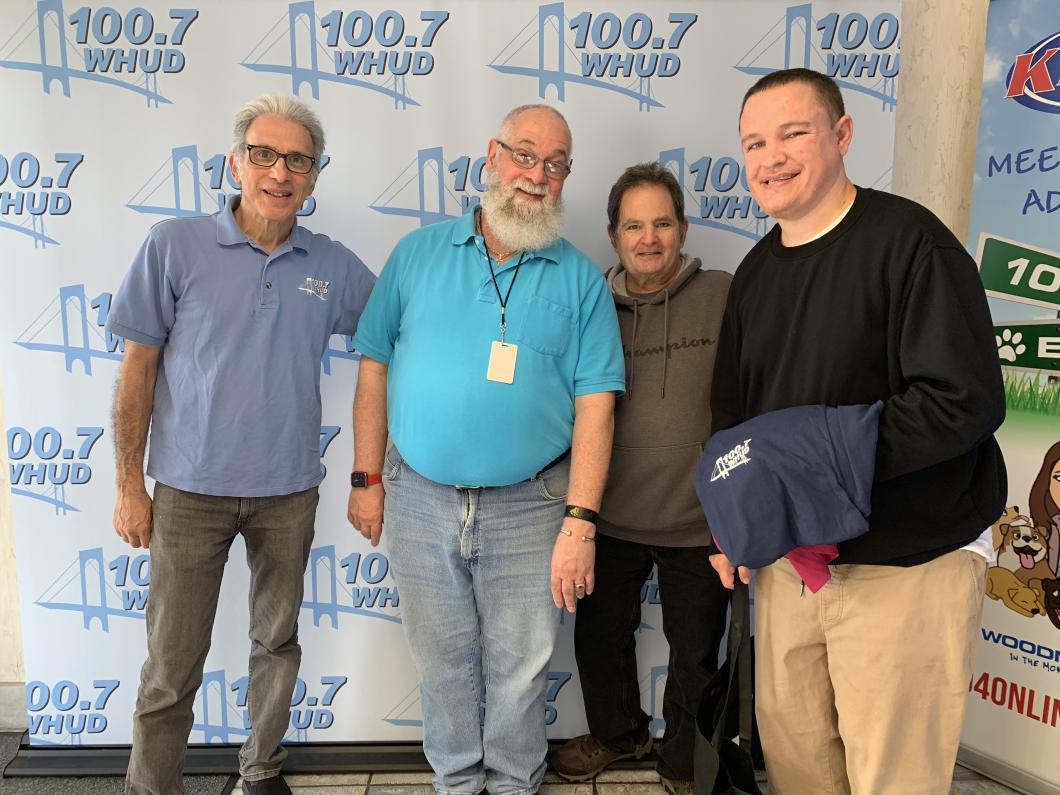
left=497, top=104, right=572, bottom=152
left=231, top=95, right=326, bottom=176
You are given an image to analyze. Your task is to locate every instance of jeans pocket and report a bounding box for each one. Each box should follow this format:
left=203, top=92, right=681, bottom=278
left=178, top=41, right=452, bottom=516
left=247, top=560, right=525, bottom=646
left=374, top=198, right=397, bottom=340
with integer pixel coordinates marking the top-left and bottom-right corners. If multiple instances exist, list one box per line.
left=382, top=444, right=404, bottom=484
left=538, top=460, right=569, bottom=501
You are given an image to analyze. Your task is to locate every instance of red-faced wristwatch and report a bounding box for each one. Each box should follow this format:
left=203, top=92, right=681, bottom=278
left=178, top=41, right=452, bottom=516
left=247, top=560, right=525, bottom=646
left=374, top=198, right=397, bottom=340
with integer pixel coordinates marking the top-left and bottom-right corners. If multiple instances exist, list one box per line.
left=350, top=471, right=382, bottom=487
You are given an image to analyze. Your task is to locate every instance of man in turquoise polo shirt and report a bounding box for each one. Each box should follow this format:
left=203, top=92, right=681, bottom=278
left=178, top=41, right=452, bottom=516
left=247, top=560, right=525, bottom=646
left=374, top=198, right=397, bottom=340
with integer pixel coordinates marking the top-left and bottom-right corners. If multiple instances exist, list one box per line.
left=348, top=104, right=625, bottom=795
left=107, top=95, right=376, bottom=795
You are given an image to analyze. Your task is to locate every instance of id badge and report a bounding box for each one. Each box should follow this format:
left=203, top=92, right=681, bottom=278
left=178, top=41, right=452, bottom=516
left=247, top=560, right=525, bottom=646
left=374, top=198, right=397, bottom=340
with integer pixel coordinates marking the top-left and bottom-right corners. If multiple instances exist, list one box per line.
left=487, top=341, right=517, bottom=384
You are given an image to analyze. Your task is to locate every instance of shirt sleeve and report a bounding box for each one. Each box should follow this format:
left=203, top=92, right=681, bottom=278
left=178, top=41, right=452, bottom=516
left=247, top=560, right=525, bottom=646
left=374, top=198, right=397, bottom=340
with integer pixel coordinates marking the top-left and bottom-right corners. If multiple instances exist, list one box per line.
left=573, top=268, right=626, bottom=396
left=104, top=226, right=175, bottom=348
left=335, top=245, right=378, bottom=337
left=875, top=243, right=1006, bottom=481
left=710, top=292, right=744, bottom=434
left=351, top=241, right=405, bottom=365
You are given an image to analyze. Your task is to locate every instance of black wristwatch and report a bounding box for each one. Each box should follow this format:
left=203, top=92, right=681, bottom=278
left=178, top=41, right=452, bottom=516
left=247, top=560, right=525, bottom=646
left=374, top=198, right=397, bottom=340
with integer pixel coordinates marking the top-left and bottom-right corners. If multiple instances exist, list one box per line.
left=351, top=471, right=382, bottom=488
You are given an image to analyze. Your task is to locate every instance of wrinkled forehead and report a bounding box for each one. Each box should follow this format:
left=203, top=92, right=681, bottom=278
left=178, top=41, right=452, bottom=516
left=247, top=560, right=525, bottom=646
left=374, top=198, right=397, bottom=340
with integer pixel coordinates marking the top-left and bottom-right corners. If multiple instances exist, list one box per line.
left=506, top=108, right=572, bottom=154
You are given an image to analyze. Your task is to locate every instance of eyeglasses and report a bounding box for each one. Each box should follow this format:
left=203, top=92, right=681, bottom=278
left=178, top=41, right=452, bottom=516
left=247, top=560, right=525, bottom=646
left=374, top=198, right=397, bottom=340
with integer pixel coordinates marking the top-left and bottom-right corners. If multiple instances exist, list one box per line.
left=496, top=140, right=572, bottom=180
left=244, top=144, right=316, bottom=175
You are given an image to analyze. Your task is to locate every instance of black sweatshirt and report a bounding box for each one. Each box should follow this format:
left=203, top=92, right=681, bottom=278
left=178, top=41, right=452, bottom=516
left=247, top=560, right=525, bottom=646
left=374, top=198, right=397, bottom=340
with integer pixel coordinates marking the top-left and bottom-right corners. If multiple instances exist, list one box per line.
left=711, top=187, right=1006, bottom=566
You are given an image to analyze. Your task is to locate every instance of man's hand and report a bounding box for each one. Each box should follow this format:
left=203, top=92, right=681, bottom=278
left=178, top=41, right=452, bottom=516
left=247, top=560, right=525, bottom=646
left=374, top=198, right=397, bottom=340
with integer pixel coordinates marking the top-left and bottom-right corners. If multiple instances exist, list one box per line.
left=114, top=486, right=153, bottom=549
left=348, top=484, right=384, bottom=547
left=551, top=520, right=596, bottom=613
left=710, top=552, right=752, bottom=590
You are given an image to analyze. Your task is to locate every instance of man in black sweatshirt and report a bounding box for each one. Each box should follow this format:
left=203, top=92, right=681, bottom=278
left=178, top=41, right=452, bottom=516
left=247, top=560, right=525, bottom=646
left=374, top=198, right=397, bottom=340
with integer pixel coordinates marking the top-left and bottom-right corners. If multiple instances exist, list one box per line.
left=710, top=69, right=1006, bottom=794
left=549, top=163, right=731, bottom=795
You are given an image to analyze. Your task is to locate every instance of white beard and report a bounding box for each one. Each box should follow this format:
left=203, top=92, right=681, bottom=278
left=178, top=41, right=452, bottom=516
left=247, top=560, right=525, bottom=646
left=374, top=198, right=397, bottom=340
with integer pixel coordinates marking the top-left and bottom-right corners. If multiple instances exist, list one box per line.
left=479, top=172, right=564, bottom=253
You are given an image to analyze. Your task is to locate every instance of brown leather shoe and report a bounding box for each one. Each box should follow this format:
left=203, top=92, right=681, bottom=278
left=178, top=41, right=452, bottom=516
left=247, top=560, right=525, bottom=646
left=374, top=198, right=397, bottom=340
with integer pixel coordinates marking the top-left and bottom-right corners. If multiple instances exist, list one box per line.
left=548, top=732, right=653, bottom=782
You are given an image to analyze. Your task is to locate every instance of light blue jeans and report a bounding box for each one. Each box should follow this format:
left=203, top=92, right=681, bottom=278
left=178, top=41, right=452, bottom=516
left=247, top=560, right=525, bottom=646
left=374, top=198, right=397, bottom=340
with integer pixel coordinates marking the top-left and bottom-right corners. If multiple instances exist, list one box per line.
left=383, top=445, right=567, bottom=795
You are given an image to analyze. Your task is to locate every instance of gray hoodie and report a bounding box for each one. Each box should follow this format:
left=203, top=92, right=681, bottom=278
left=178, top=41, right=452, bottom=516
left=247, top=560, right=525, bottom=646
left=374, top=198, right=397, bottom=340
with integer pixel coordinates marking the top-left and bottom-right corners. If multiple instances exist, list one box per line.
left=600, top=255, right=731, bottom=546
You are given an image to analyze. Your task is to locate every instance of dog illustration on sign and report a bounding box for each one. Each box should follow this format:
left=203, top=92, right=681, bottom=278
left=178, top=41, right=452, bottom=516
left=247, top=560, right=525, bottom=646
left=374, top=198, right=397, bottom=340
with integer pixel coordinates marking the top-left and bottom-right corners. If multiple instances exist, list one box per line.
left=985, top=442, right=1060, bottom=623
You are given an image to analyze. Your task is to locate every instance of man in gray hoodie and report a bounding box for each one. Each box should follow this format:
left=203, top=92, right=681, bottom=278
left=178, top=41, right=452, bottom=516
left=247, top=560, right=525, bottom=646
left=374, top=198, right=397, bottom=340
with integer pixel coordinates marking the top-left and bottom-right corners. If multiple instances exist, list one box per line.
left=549, top=163, right=731, bottom=795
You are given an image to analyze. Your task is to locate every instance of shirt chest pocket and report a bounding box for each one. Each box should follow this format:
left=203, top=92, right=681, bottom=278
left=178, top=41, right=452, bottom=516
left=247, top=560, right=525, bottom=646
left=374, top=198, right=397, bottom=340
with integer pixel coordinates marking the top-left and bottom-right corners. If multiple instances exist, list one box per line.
left=511, top=295, right=576, bottom=357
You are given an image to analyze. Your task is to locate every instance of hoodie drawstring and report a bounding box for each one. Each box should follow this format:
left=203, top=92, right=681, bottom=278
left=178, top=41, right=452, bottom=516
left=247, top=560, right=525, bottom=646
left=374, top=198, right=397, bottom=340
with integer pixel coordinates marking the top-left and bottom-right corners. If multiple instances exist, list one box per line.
left=627, top=301, right=639, bottom=399
left=661, top=289, right=670, bottom=399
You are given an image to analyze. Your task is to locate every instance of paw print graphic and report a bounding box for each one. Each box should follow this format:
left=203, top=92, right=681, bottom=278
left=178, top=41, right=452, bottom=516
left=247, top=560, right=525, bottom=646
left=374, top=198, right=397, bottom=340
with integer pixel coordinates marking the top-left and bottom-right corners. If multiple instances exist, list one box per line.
left=996, top=328, right=1027, bottom=362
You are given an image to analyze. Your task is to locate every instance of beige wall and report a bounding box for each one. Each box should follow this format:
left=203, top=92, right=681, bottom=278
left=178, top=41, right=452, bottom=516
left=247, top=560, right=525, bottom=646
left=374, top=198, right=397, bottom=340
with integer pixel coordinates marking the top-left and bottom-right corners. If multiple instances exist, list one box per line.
left=0, top=374, right=26, bottom=729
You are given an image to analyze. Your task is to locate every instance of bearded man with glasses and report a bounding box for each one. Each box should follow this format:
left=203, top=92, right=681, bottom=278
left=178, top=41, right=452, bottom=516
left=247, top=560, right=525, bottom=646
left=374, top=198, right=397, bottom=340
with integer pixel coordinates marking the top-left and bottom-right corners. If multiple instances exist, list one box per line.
left=107, top=95, right=376, bottom=795
left=348, top=104, right=624, bottom=795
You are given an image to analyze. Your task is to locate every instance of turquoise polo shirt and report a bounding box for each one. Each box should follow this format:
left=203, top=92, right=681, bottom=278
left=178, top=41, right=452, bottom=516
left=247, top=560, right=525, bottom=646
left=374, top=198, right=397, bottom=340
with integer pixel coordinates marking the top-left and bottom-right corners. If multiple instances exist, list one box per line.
left=106, top=198, right=376, bottom=497
left=353, top=210, right=625, bottom=487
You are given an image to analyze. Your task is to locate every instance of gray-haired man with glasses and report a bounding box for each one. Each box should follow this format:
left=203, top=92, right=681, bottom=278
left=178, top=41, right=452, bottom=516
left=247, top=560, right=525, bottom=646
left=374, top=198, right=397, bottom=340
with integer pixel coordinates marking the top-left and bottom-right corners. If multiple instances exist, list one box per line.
left=107, top=95, right=376, bottom=795
left=348, top=104, right=624, bottom=795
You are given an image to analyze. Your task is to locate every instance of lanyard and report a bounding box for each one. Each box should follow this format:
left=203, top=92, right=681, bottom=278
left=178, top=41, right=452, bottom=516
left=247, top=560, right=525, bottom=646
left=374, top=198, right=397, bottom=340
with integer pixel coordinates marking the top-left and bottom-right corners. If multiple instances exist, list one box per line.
left=486, top=248, right=526, bottom=342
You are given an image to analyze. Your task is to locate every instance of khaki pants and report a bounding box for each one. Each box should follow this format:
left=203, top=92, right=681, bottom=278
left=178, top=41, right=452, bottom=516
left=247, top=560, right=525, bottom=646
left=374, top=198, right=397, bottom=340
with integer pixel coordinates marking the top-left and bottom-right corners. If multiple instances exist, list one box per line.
left=755, top=550, right=987, bottom=795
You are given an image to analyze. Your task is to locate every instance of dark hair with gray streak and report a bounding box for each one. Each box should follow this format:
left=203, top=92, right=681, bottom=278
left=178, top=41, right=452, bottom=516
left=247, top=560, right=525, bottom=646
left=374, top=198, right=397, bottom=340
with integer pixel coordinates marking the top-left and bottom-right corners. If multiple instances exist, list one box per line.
left=606, top=162, right=685, bottom=232
left=231, top=95, right=326, bottom=176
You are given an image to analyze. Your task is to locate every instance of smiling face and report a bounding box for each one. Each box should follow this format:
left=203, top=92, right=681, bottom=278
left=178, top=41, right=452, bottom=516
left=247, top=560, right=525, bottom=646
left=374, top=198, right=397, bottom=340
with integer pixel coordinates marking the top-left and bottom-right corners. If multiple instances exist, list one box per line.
left=739, top=81, right=853, bottom=241
left=485, top=106, right=571, bottom=212
left=610, top=182, right=688, bottom=292
left=228, top=113, right=316, bottom=237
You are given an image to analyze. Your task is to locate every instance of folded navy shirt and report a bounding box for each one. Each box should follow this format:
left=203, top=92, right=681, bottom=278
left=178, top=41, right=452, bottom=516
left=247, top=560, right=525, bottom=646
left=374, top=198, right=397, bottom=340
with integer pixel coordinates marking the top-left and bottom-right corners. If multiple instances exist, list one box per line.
left=695, top=402, right=883, bottom=571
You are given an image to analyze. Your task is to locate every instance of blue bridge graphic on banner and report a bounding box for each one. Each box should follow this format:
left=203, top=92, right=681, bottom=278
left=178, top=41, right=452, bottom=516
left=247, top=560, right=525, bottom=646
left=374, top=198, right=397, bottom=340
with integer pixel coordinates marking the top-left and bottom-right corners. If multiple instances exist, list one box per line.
left=302, top=545, right=402, bottom=628
left=659, top=149, right=771, bottom=243
left=488, top=2, right=660, bottom=110
left=191, top=670, right=310, bottom=744
left=34, top=548, right=144, bottom=630
left=0, top=213, right=55, bottom=248
left=383, top=684, right=422, bottom=727
left=734, top=3, right=897, bottom=110
left=126, top=145, right=227, bottom=219
left=369, top=147, right=472, bottom=227
left=0, top=0, right=168, bottom=105
left=241, top=1, right=415, bottom=108
left=14, top=283, right=123, bottom=376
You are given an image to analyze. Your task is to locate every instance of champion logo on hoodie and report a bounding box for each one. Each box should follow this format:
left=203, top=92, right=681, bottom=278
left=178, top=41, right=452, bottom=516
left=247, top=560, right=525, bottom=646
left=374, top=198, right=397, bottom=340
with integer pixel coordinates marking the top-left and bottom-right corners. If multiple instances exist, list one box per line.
left=711, top=439, right=751, bottom=482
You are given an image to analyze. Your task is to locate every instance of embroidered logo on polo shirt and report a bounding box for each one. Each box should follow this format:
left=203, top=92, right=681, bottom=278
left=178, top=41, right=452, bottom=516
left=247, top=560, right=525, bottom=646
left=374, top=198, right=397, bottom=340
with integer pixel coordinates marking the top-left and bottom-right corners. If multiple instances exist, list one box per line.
left=711, top=439, right=751, bottom=482
left=298, top=276, right=330, bottom=301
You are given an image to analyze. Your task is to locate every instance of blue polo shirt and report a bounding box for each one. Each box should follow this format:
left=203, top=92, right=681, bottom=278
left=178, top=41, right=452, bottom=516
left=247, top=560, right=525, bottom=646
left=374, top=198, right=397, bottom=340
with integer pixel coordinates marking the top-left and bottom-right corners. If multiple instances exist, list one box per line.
left=353, top=211, right=625, bottom=487
left=106, top=199, right=376, bottom=497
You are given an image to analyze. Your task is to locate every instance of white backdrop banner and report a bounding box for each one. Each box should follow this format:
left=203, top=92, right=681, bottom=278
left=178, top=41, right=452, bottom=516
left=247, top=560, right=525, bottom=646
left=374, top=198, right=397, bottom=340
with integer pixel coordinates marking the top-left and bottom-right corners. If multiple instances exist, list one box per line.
left=0, top=0, right=897, bottom=746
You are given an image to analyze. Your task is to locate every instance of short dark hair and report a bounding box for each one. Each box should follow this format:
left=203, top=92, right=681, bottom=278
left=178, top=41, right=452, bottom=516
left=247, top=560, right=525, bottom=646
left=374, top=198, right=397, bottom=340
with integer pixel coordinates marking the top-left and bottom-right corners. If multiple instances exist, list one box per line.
left=740, top=68, right=846, bottom=123
left=606, top=162, right=685, bottom=231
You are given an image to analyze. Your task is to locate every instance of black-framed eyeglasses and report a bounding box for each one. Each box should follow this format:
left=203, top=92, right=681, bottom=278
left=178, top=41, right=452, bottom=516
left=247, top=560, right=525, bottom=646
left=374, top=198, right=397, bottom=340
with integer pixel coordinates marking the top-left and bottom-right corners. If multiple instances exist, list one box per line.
left=244, top=144, right=316, bottom=175
left=496, top=140, right=572, bottom=180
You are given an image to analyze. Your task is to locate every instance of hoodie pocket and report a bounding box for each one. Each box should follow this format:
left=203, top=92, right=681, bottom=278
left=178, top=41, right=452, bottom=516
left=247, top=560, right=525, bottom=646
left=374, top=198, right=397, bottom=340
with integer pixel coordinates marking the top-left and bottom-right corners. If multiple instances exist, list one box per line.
left=601, top=442, right=708, bottom=530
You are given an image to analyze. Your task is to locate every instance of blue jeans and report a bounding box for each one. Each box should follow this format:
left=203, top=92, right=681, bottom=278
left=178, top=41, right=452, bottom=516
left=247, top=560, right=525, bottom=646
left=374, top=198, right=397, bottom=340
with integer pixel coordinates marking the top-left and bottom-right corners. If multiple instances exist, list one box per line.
left=383, top=446, right=567, bottom=795
left=125, top=483, right=318, bottom=794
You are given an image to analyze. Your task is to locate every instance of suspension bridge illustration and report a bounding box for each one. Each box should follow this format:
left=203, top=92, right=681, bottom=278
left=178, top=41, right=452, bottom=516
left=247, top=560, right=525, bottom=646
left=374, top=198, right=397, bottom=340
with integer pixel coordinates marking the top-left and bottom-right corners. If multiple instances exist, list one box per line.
left=190, top=670, right=311, bottom=744
left=734, top=3, right=897, bottom=110
left=487, top=2, right=660, bottom=111
left=0, top=213, right=57, bottom=248
left=0, top=0, right=168, bottom=105
left=302, top=545, right=402, bottom=628
left=14, top=283, right=123, bottom=375
left=125, top=144, right=228, bottom=219
left=369, top=147, right=471, bottom=227
left=34, top=548, right=144, bottom=631
left=240, top=1, right=415, bottom=108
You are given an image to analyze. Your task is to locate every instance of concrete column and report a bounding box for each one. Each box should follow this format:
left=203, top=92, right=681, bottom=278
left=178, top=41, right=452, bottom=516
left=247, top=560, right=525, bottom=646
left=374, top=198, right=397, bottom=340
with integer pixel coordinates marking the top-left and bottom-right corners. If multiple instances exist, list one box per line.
left=892, top=0, right=990, bottom=242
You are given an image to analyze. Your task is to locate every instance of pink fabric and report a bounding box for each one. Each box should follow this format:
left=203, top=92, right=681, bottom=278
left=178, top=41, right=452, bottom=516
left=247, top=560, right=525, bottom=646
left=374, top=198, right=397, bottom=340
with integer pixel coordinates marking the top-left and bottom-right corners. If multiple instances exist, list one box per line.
left=712, top=535, right=838, bottom=594
left=784, top=544, right=839, bottom=593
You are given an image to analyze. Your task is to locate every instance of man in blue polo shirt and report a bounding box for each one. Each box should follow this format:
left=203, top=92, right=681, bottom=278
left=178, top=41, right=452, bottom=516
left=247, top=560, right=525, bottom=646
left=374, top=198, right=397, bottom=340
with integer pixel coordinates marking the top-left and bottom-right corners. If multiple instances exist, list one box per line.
left=348, top=104, right=624, bottom=795
left=106, top=95, right=375, bottom=795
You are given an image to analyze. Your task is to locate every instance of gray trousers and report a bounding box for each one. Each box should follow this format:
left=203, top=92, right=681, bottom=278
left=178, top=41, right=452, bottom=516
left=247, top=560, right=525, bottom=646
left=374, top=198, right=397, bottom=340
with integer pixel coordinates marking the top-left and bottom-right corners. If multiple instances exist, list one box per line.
left=125, top=483, right=318, bottom=795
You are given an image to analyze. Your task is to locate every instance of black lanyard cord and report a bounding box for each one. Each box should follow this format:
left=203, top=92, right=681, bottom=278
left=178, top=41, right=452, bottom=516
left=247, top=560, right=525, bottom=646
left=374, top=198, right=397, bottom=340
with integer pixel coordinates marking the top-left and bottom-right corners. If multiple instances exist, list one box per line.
left=486, top=249, right=526, bottom=336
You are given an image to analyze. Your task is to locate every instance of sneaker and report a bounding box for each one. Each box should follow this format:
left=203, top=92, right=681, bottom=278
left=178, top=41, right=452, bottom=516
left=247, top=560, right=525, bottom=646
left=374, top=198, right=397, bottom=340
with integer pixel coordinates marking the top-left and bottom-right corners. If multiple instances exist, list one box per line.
left=659, top=774, right=694, bottom=795
left=241, top=774, right=293, bottom=795
left=549, top=732, right=653, bottom=782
